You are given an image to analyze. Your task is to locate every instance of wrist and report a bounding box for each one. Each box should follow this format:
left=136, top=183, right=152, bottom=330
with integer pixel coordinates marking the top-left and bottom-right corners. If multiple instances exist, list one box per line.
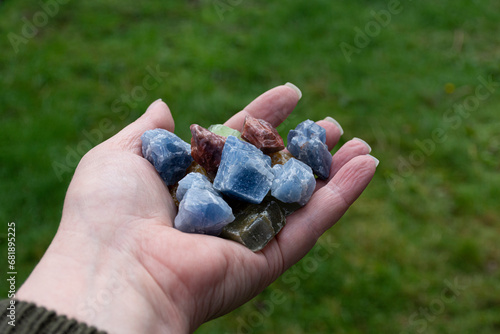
left=17, top=227, right=189, bottom=334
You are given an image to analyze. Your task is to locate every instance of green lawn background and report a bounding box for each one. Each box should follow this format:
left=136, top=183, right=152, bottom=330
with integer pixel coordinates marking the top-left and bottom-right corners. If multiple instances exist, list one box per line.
left=1, top=0, right=499, bottom=333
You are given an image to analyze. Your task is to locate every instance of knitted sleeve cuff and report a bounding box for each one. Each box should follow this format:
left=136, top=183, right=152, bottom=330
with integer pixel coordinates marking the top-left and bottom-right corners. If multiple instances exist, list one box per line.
left=0, top=299, right=107, bottom=334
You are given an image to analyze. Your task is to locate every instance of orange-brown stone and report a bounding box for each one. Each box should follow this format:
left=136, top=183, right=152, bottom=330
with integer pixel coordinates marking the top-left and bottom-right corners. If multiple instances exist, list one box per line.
left=241, top=116, right=284, bottom=154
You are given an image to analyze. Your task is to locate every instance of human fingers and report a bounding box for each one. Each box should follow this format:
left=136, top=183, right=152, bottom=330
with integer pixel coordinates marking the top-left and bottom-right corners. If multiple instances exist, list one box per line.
left=275, top=155, right=377, bottom=268
left=316, top=117, right=344, bottom=151
left=313, top=137, right=373, bottom=193
left=330, top=138, right=373, bottom=176
left=106, top=99, right=175, bottom=154
left=224, top=83, right=301, bottom=130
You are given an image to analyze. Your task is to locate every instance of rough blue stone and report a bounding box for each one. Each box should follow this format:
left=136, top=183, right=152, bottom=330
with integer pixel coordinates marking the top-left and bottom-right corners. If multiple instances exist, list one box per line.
left=294, top=119, right=327, bottom=143
left=213, top=135, right=274, bottom=204
left=287, top=120, right=332, bottom=180
left=141, top=129, right=193, bottom=185
left=271, top=158, right=316, bottom=206
left=174, top=187, right=235, bottom=235
left=175, top=173, right=234, bottom=235
left=176, top=172, right=216, bottom=202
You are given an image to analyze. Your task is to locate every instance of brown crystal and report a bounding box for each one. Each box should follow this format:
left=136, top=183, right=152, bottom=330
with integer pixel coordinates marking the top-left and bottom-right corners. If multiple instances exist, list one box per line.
left=241, top=116, right=285, bottom=154
left=269, top=150, right=293, bottom=166
left=190, top=124, right=226, bottom=175
left=186, top=161, right=209, bottom=177
left=169, top=183, right=180, bottom=207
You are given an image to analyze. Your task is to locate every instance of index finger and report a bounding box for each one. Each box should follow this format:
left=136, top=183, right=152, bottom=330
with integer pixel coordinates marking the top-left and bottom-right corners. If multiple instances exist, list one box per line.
left=224, top=83, right=302, bottom=130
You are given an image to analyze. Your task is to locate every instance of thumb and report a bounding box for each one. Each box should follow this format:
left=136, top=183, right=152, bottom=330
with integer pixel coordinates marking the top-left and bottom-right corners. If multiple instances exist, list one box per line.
left=106, top=99, right=175, bottom=154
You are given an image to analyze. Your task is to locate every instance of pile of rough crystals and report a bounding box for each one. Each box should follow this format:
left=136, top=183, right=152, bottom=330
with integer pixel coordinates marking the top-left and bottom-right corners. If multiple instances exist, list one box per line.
left=141, top=117, right=332, bottom=251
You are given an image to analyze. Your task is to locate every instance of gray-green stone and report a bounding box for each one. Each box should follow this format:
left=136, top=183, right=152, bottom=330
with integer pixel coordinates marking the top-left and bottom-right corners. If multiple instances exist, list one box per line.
left=220, top=200, right=285, bottom=252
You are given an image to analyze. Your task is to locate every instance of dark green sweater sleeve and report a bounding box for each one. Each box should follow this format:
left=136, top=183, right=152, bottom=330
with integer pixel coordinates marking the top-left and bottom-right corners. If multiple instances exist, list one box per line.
left=0, top=299, right=107, bottom=334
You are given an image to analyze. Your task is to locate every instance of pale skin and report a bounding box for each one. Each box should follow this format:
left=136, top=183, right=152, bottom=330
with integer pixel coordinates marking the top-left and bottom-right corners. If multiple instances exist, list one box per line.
left=17, top=84, right=377, bottom=333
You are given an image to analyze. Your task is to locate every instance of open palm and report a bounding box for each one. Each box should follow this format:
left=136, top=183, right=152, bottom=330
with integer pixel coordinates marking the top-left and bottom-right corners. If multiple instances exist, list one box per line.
left=17, top=85, right=376, bottom=334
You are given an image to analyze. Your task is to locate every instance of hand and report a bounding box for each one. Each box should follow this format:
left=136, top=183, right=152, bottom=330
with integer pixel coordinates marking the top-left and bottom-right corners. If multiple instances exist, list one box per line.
left=17, top=84, right=377, bottom=333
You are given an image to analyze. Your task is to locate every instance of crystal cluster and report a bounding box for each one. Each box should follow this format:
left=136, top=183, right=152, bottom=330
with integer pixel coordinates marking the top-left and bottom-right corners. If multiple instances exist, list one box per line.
left=174, top=173, right=234, bottom=235
left=287, top=120, right=332, bottom=179
left=141, top=129, right=193, bottom=185
left=213, top=136, right=274, bottom=204
left=141, top=114, right=333, bottom=252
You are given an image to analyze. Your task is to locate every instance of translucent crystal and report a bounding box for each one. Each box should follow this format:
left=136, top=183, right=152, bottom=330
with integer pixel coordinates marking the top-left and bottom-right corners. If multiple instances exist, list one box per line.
left=269, top=150, right=293, bottom=166
left=169, top=184, right=180, bottom=207
left=186, top=161, right=210, bottom=179
left=220, top=200, right=285, bottom=252
left=174, top=173, right=234, bottom=236
left=213, top=136, right=274, bottom=204
left=271, top=158, right=316, bottom=206
left=287, top=120, right=332, bottom=180
left=208, top=124, right=242, bottom=139
left=141, top=129, right=193, bottom=185
left=273, top=198, right=302, bottom=216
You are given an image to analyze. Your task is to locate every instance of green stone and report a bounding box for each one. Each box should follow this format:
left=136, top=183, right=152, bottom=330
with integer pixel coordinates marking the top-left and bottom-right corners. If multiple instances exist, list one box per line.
left=208, top=124, right=242, bottom=139
left=262, top=195, right=302, bottom=216
left=220, top=200, right=285, bottom=252
left=274, top=199, right=302, bottom=216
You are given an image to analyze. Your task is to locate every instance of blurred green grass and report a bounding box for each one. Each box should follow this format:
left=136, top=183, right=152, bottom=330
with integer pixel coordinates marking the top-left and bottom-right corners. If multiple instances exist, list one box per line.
left=1, top=0, right=499, bottom=333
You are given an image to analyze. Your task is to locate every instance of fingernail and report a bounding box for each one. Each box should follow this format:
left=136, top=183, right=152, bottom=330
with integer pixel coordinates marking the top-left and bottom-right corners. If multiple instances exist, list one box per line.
left=323, top=116, right=344, bottom=136
left=146, top=98, right=163, bottom=110
left=367, top=154, right=379, bottom=167
left=352, top=137, right=371, bottom=153
left=285, top=82, right=302, bottom=100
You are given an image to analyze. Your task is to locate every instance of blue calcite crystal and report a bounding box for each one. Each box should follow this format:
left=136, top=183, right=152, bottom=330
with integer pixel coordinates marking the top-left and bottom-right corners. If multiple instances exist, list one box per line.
left=293, top=119, right=327, bottom=143
left=174, top=173, right=234, bottom=235
left=213, top=136, right=274, bottom=204
left=271, top=158, right=316, bottom=206
left=287, top=120, right=332, bottom=180
left=176, top=172, right=216, bottom=202
left=141, top=129, right=193, bottom=185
